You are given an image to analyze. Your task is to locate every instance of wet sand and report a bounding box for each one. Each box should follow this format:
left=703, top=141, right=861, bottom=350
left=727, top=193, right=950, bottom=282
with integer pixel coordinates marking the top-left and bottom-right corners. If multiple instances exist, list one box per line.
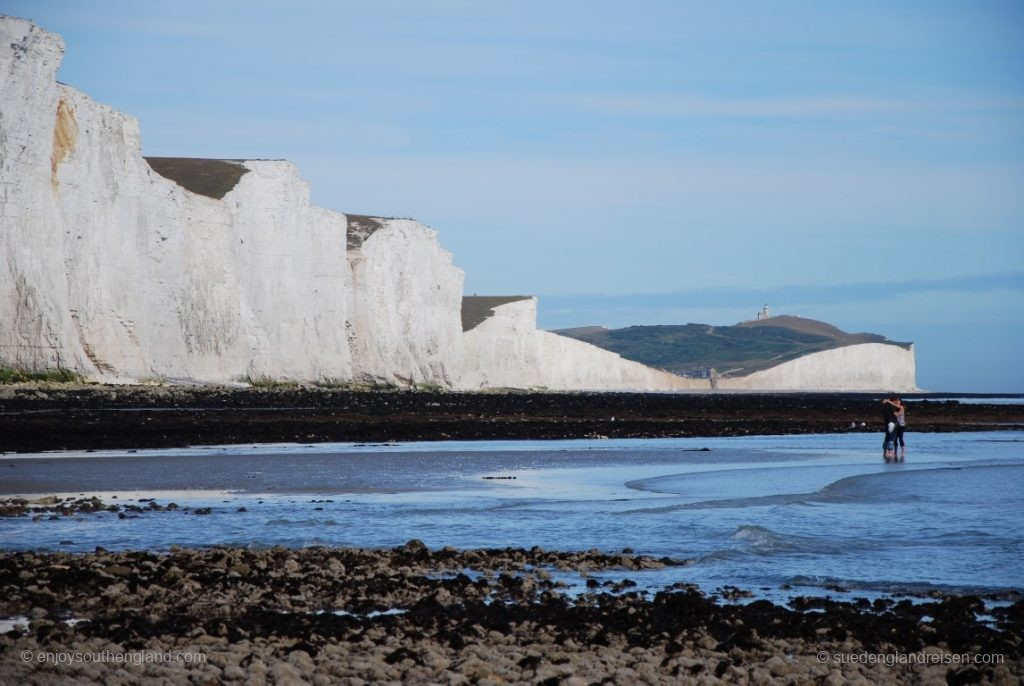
left=2, top=385, right=1022, bottom=453
left=1, top=544, right=1020, bottom=685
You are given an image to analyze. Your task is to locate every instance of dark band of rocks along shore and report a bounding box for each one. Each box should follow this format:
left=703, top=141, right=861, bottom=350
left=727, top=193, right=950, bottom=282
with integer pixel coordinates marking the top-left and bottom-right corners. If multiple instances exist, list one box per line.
left=1, top=543, right=1020, bottom=684
left=1, top=385, right=1022, bottom=453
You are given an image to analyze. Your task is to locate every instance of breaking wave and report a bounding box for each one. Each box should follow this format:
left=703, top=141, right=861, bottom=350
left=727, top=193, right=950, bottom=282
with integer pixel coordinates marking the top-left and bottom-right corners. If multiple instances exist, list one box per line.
left=728, top=525, right=844, bottom=556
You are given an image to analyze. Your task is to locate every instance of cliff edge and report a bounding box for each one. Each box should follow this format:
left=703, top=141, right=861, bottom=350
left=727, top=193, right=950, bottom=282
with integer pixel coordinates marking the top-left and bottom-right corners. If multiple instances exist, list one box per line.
left=0, top=16, right=463, bottom=386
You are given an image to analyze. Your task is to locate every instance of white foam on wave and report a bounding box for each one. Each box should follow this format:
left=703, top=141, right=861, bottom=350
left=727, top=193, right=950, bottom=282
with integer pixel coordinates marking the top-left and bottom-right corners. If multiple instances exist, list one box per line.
left=729, top=525, right=846, bottom=556
left=0, top=616, right=28, bottom=632
left=0, top=615, right=85, bottom=633
left=315, top=608, right=408, bottom=618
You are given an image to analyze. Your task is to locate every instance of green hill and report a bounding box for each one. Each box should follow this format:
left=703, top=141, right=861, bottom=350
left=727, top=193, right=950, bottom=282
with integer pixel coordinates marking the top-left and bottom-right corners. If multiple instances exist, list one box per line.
left=554, top=315, right=911, bottom=378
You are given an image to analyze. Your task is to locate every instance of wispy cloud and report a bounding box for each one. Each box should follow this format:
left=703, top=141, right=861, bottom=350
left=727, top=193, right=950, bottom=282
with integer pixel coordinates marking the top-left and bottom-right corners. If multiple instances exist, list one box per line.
left=542, top=271, right=1024, bottom=307
left=559, top=94, right=1024, bottom=119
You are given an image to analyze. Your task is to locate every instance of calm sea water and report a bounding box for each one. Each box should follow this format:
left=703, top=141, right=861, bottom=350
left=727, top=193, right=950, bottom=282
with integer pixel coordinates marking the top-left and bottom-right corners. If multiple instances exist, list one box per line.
left=2, top=432, right=1022, bottom=603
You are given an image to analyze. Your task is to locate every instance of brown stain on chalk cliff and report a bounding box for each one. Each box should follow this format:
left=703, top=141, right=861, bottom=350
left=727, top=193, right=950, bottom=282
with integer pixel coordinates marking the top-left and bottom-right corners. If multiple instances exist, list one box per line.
left=51, top=98, right=78, bottom=191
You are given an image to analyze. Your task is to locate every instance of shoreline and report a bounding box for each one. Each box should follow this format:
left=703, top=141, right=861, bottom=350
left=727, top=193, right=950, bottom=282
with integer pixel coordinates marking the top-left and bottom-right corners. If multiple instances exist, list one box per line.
left=1, top=544, right=1019, bottom=684
left=4, top=430, right=1021, bottom=683
left=3, top=492, right=1021, bottom=606
left=2, top=385, right=1022, bottom=453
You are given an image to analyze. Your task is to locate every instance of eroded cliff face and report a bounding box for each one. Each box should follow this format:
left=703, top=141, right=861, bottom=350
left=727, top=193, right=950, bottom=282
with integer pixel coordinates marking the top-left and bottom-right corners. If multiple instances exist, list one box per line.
left=0, top=18, right=85, bottom=374
left=6, top=87, right=356, bottom=381
left=0, top=16, right=471, bottom=385
left=347, top=217, right=465, bottom=387
left=459, top=298, right=708, bottom=391
left=716, top=343, right=918, bottom=392
left=2, top=19, right=364, bottom=383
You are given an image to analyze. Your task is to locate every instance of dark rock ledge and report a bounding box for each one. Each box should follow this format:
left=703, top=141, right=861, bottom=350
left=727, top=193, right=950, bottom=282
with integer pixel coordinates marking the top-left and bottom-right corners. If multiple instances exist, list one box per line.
left=1, top=544, right=1020, bottom=684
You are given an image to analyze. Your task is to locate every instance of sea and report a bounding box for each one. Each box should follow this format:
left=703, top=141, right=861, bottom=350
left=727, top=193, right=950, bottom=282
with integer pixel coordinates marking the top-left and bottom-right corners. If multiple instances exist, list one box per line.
left=2, top=430, right=1022, bottom=606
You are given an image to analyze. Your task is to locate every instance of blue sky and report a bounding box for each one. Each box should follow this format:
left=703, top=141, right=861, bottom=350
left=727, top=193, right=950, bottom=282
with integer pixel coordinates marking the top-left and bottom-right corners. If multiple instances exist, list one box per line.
left=7, top=1, right=1023, bottom=391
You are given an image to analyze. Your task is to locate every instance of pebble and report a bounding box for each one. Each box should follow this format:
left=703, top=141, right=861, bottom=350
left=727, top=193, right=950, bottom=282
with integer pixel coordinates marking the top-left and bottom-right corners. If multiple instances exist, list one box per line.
left=0, top=544, right=1016, bottom=685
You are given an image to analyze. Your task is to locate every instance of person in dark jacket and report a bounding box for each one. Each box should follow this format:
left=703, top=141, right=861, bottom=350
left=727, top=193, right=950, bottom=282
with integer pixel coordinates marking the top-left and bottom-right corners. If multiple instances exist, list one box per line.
left=881, top=395, right=899, bottom=460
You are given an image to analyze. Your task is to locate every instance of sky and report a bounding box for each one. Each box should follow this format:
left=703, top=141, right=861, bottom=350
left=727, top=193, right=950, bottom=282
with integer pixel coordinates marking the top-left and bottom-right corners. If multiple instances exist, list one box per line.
left=6, top=1, right=1024, bottom=391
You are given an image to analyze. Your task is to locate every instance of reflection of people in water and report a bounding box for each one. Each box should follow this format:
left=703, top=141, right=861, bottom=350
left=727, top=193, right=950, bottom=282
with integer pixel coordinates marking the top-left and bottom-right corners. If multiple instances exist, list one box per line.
left=881, top=395, right=900, bottom=461
left=893, top=396, right=906, bottom=460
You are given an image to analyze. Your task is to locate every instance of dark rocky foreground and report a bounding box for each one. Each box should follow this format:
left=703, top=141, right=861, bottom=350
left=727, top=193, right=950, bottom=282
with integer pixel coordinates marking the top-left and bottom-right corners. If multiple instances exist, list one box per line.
left=1, top=545, right=1020, bottom=685
left=1, top=384, right=1022, bottom=453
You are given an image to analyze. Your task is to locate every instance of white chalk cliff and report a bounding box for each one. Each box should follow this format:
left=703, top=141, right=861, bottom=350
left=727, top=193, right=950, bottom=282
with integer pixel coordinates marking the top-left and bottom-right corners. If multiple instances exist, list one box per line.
left=0, top=16, right=460, bottom=386
left=346, top=216, right=464, bottom=387
left=714, top=343, right=917, bottom=392
left=0, top=16, right=917, bottom=392
left=2, top=18, right=355, bottom=382
left=459, top=297, right=706, bottom=391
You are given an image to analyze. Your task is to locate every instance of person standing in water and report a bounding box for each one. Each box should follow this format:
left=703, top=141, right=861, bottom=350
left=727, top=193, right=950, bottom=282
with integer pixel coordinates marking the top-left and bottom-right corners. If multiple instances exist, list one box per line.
left=881, top=395, right=899, bottom=460
left=893, top=397, right=906, bottom=460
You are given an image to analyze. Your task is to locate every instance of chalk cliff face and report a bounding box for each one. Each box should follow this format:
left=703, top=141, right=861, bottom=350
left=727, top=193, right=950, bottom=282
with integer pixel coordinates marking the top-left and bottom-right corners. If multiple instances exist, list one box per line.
left=347, top=217, right=464, bottom=386
left=0, top=18, right=81, bottom=374
left=459, top=298, right=707, bottom=391
left=715, top=343, right=917, bottom=392
left=1, top=16, right=359, bottom=382
left=1, top=16, right=472, bottom=386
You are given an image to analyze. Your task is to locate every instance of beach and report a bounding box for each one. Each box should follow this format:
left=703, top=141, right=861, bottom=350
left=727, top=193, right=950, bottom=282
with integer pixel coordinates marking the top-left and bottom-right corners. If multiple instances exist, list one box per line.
left=1, top=430, right=1022, bottom=683
left=2, top=545, right=1019, bottom=685
left=2, top=384, right=1022, bottom=453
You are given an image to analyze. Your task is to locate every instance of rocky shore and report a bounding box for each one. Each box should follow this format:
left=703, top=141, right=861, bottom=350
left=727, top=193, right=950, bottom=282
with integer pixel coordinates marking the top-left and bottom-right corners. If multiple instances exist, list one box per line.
left=1, top=544, right=1020, bottom=685
left=2, top=384, right=1022, bottom=453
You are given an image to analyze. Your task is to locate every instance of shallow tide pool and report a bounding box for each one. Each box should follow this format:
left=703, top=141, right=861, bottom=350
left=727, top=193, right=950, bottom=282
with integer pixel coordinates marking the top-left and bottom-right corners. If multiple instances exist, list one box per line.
left=2, top=432, right=1022, bottom=604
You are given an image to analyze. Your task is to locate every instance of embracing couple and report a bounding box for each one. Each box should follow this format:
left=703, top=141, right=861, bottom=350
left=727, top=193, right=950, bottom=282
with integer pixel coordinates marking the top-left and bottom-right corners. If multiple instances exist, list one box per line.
left=881, top=395, right=906, bottom=461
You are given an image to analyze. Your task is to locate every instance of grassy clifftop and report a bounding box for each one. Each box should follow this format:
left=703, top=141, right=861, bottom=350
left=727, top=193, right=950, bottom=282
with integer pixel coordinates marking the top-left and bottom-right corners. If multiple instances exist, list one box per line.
left=554, top=316, right=911, bottom=378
